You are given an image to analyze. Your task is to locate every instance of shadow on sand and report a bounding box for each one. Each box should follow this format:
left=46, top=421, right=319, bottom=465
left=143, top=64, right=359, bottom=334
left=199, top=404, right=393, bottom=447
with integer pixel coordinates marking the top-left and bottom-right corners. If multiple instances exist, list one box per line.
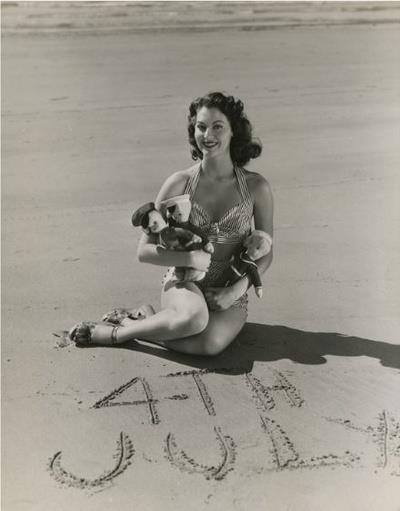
left=114, top=322, right=400, bottom=374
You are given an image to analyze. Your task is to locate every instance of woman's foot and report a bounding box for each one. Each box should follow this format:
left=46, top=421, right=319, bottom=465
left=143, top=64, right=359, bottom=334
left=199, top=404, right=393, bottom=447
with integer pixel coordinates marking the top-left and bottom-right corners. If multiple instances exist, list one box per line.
left=101, top=304, right=156, bottom=325
left=68, top=322, right=120, bottom=346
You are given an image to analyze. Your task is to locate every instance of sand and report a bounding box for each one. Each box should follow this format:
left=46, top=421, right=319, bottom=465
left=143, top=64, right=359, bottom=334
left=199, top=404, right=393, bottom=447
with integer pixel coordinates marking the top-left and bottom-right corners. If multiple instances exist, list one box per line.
left=2, top=3, right=400, bottom=510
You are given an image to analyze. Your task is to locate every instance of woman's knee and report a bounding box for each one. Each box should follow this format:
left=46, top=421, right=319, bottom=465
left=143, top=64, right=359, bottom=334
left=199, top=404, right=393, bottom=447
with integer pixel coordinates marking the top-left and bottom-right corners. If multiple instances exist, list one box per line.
left=197, top=311, right=247, bottom=356
left=199, top=333, right=233, bottom=356
left=169, top=307, right=209, bottom=338
left=201, top=341, right=225, bottom=357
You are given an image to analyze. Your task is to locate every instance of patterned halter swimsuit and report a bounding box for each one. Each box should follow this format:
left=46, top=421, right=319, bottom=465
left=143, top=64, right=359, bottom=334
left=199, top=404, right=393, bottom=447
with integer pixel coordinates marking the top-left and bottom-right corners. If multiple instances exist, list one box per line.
left=163, top=164, right=254, bottom=311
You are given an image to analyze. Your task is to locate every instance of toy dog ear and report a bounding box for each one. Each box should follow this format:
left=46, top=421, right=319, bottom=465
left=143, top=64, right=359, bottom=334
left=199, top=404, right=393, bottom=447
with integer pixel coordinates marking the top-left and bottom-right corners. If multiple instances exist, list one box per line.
left=132, top=202, right=155, bottom=228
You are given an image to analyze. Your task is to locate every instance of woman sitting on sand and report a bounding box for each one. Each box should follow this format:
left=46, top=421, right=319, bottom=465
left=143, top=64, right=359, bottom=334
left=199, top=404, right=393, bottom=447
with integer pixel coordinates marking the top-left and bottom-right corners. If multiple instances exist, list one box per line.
left=70, top=91, right=274, bottom=356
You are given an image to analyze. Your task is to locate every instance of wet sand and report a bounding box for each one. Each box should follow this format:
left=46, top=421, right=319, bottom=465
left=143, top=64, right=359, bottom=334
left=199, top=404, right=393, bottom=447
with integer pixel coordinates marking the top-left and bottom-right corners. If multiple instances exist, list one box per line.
left=2, top=3, right=400, bottom=510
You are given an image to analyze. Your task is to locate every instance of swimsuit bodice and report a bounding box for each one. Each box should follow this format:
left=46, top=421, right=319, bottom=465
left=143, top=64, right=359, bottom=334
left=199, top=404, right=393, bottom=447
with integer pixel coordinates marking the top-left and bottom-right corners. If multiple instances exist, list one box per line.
left=183, top=164, right=253, bottom=247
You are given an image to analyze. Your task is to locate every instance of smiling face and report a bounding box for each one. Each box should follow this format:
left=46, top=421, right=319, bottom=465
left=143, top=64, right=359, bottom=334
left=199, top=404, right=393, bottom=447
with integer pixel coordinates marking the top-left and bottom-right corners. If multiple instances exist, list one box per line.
left=194, top=107, right=233, bottom=160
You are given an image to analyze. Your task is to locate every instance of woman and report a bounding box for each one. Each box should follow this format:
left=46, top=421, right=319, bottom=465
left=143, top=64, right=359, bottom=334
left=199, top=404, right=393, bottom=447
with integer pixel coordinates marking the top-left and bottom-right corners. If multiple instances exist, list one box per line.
left=70, top=92, right=274, bottom=356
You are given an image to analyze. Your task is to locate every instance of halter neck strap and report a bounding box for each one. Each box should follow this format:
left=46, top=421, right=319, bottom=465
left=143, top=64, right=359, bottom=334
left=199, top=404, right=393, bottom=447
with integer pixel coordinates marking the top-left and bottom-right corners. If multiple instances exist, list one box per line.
left=184, top=163, right=252, bottom=203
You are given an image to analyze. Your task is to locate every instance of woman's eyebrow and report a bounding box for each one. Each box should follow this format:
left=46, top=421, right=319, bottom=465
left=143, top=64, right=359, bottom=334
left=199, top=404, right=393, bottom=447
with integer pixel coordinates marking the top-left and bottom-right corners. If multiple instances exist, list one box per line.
left=196, top=119, right=225, bottom=125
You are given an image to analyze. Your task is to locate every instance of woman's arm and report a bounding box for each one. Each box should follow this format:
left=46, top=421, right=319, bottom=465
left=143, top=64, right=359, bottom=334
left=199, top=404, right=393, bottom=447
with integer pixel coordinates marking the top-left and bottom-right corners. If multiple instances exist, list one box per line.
left=136, top=170, right=212, bottom=271
left=137, top=232, right=193, bottom=267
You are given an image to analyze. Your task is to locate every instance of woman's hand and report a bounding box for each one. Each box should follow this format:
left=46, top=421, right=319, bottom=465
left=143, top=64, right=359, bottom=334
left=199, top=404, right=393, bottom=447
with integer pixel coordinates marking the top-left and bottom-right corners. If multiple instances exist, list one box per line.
left=189, top=250, right=212, bottom=272
left=204, top=286, right=239, bottom=311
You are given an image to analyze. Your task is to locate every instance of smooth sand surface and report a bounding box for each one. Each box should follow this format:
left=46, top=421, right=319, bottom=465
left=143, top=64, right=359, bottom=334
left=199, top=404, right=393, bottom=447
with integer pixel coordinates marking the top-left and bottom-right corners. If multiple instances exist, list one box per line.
left=2, top=3, right=400, bottom=510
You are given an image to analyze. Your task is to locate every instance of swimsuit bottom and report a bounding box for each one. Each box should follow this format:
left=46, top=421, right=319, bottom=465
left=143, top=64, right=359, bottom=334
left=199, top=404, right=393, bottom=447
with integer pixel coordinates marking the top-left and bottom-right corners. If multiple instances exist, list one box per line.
left=162, top=259, right=248, bottom=312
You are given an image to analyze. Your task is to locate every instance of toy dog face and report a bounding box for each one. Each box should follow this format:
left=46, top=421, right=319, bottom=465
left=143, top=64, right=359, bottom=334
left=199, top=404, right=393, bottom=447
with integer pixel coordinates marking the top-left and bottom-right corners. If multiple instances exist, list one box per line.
left=167, top=202, right=191, bottom=224
left=132, top=202, right=167, bottom=234
left=145, top=209, right=167, bottom=234
left=244, top=230, right=273, bottom=260
left=160, top=194, right=191, bottom=224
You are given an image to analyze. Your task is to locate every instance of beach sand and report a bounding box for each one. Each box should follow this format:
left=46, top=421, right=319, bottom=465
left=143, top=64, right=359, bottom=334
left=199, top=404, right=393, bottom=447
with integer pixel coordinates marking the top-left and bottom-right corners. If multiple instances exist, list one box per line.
left=2, top=3, right=400, bottom=510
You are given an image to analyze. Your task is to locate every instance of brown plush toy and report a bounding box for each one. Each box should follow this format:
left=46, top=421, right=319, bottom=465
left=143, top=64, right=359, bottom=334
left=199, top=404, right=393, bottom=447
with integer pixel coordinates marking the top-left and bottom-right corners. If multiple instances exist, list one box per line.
left=225, top=230, right=273, bottom=298
left=132, top=196, right=213, bottom=282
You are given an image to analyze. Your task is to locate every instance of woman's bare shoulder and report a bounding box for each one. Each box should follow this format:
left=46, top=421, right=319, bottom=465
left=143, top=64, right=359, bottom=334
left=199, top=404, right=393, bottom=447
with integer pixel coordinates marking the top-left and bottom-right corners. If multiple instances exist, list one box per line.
left=174, top=164, right=199, bottom=182
left=243, top=169, right=272, bottom=199
left=155, top=164, right=198, bottom=204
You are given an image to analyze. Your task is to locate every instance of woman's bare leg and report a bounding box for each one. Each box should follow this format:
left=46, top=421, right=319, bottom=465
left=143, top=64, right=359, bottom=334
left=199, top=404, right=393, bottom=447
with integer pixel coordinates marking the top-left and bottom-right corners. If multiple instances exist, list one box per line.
left=71, top=281, right=209, bottom=345
left=112, top=282, right=247, bottom=355
left=121, top=305, right=247, bottom=356
left=158, top=306, right=247, bottom=356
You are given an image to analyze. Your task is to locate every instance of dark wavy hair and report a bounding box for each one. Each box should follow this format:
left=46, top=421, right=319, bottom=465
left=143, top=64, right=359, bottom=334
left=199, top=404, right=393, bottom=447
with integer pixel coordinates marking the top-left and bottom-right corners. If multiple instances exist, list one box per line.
left=187, top=92, right=262, bottom=167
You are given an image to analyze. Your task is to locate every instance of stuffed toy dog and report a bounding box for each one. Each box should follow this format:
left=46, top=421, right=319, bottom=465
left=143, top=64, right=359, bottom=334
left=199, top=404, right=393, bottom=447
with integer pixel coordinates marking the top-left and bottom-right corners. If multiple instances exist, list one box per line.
left=160, top=194, right=214, bottom=281
left=132, top=196, right=213, bottom=282
left=225, top=230, right=272, bottom=298
left=160, top=194, right=192, bottom=227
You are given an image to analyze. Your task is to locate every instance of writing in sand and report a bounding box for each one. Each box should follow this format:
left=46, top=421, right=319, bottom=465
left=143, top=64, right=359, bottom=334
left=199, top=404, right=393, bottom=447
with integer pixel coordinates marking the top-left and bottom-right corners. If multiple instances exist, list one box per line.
left=48, top=367, right=400, bottom=490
